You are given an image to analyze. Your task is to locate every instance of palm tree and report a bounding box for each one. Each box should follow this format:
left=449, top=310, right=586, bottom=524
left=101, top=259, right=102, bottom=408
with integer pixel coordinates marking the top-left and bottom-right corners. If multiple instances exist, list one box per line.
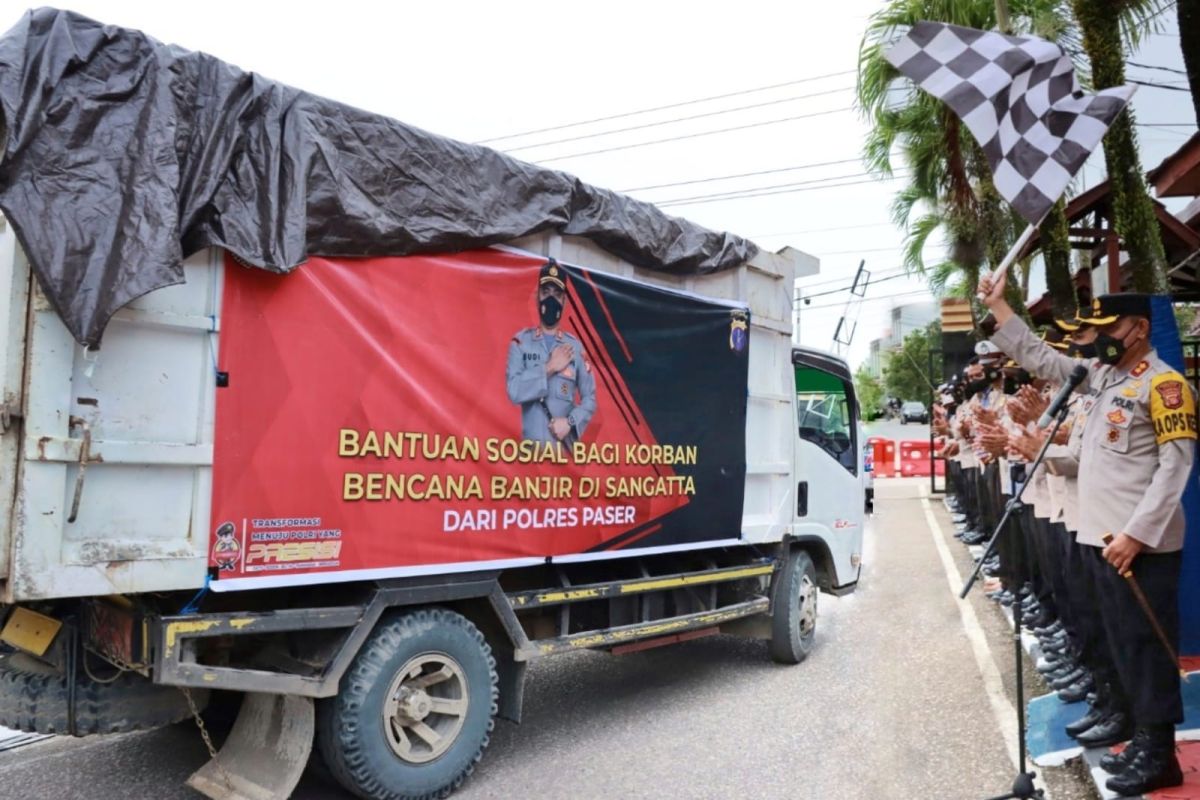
left=858, top=0, right=1076, bottom=317
left=859, top=0, right=1171, bottom=314
left=1068, top=0, right=1170, bottom=292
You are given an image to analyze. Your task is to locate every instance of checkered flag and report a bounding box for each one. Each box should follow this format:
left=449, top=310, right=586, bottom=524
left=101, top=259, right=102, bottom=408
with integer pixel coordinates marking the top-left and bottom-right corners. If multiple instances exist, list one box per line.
left=885, top=21, right=1135, bottom=225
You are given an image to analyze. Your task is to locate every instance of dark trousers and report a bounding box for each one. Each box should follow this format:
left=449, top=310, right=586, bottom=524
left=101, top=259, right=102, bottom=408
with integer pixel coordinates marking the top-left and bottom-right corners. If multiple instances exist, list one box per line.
left=962, top=467, right=981, bottom=529
left=1064, top=539, right=1125, bottom=712
left=1039, top=520, right=1075, bottom=634
left=982, top=463, right=1029, bottom=588
left=1022, top=508, right=1056, bottom=617
left=1083, top=546, right=1184, bottom=726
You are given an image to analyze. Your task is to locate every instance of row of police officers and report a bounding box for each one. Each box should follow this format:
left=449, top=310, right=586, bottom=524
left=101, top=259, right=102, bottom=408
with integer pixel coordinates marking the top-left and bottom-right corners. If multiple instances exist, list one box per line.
left=932, top=270, right=1195, bottom=796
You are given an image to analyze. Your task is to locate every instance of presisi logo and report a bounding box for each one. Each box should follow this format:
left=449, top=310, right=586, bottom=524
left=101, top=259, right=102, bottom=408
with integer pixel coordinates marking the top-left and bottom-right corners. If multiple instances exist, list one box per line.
left=246, top=541, right=342, bottom=566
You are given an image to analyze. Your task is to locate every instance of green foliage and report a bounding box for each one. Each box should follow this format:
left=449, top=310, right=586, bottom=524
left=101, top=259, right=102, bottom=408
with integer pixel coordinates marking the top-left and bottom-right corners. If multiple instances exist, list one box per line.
left=853, top=365, right=886, bottom=419
left=1040, top=199, right=1077, bottom=316
left=1175, top=304, right=1198, bottom=337
left=1070, top=0, right=1170, bottom=293
left=883, top=321, right=944, bottom=403
left=857, top=0, right=1171, bottom=305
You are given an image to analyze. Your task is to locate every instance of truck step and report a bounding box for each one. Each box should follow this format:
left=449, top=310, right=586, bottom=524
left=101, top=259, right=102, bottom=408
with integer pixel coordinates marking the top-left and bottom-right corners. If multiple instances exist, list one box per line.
left=524, top=596, right=769, bottom=658
left=506, top=561, right=776, bottom=610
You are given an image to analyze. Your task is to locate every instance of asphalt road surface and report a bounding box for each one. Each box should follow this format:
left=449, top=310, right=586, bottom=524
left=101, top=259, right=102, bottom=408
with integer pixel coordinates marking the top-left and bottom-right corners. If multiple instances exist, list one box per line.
left=0, top=481, right=1097, bottom=800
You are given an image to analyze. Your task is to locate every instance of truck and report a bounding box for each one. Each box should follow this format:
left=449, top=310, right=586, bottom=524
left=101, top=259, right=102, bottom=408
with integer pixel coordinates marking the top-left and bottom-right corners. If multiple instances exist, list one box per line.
left=0, top=9, right=865, bottom=800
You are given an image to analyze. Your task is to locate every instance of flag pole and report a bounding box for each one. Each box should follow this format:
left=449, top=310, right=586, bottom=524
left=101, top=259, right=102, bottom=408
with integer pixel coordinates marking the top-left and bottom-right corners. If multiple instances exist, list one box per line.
left=977, top=220, right=1038, bottom=302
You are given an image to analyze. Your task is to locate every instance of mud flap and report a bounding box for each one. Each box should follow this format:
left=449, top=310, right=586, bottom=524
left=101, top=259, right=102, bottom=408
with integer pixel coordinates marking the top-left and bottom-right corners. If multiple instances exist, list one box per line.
left=187, top=693, right=314, bottom=800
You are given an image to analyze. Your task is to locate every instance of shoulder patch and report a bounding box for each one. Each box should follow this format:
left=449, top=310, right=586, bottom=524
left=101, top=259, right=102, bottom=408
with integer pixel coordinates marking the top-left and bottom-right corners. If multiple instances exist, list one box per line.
left=1150, top=372, right=1197, bottom=445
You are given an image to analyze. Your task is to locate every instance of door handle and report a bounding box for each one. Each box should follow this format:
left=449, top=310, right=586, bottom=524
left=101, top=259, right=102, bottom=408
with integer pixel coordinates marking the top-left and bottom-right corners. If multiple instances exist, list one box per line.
left=797, top=481, right=808, bottom=517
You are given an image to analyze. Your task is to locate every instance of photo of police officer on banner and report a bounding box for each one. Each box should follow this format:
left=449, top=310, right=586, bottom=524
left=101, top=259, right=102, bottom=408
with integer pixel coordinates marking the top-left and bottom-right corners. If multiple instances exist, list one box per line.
left=506, top=260, right=598, bottom=445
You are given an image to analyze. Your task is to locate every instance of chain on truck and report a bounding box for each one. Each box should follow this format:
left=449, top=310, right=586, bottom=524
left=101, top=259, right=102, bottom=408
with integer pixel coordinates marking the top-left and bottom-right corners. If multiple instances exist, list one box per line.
left=0, top=9, right=867, bottom=800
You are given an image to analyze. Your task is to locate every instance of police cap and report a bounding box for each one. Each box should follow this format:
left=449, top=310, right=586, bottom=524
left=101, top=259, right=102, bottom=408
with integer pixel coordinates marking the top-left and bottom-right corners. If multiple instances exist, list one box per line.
left=1075, top=293, right=1152, bottom=326
left=539, top=259, right=566, bottom=290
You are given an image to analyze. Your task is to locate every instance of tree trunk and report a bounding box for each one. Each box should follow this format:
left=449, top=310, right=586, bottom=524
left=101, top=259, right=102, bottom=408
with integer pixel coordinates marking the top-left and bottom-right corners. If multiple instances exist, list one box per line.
left=1180, top=0, right=1200, bottom=127
left=1040, top=199, right=1077, bottom=317
left=1070, top=0, right=1169, bottom=294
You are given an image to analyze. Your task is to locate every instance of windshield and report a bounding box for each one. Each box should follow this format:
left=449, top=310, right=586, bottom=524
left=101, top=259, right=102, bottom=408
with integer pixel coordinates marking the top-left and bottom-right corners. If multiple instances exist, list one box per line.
left=795, top=365, right=857, bottom=474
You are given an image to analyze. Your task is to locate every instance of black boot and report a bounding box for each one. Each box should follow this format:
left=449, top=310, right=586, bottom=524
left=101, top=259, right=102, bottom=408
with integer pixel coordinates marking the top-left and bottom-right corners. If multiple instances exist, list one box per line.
left=1100, top=727, right=1150, bottom=775
left=1076, top=711, right=1133, bottom=748
left=1050, top=667, right=1088, bottom=690
left=1105, top=725, right=1183, bottom=796
left=1056, top=674, right=1096, bottom=704
left=1065, top=703, right=1109, bottom=738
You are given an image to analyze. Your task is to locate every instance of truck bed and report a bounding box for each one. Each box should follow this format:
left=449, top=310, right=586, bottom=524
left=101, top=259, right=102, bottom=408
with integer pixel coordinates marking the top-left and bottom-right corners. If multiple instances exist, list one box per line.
left=0, top=222, right=814, bottom=601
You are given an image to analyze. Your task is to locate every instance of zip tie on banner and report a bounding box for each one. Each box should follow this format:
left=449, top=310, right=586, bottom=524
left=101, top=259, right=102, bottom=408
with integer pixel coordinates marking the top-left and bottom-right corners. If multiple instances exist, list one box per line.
left=179, top=572, right=212, bottom=615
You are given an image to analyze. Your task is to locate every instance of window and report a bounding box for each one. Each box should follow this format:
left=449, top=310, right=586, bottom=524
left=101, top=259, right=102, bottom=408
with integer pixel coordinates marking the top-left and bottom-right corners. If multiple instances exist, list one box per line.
left=795, top=366, right=857, bottom=474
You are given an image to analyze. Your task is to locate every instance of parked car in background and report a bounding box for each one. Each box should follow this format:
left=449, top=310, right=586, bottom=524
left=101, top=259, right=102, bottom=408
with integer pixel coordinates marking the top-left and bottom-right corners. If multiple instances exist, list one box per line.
left=901, top=401, right=929, bottom=424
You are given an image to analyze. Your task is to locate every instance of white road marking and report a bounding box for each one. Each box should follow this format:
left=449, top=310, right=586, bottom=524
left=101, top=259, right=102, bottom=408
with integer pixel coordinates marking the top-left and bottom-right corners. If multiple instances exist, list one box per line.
left=920, top=495, right=1021, bottom=770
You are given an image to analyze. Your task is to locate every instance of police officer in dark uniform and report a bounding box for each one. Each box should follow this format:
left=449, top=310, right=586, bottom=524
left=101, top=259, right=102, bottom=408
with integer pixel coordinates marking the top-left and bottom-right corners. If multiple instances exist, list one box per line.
left=983, top=273, right=1195, bottom=797
left=506, top=260, right=597, bottom=445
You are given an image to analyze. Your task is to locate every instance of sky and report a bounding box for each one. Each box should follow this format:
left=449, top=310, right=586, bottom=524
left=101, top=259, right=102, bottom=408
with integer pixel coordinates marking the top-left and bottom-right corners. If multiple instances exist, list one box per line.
left=22, top=1, right=1197, bottom=369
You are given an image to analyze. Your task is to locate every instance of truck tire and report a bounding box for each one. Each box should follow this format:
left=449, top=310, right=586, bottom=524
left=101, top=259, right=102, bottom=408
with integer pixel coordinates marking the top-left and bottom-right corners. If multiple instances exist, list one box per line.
left=769, top=549, right=818, bottom=664
left=317, top=608, right=498, bottom=800
left=0, top=651, right=205, bottom=735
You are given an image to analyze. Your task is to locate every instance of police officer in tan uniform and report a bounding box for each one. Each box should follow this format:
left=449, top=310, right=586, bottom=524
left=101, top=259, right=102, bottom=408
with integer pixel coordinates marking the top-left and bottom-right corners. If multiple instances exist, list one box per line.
left=506, top=260, right=598, bottom=445
left=981, top=272, right=1195, bottom=796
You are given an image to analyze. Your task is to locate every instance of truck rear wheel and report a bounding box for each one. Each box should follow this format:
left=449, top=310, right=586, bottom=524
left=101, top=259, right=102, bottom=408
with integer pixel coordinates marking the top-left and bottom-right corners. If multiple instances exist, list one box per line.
left=769, top=549, right=818, bottom=664
left=317, top=608, right=498, bottom=800
left=0, top=651, right=203, bottom=735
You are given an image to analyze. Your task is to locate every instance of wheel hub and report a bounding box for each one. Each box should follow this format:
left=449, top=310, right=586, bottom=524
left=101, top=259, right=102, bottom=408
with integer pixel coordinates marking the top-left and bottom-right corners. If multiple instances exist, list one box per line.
left=382, top=654, right=469, bottom=764
left=395, top=687, right=433, bottom=722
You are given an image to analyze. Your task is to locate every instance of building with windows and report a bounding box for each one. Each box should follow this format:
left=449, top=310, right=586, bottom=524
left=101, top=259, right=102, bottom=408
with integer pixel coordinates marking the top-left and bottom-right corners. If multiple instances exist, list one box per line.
left=865, top=301, right=938, bottom=378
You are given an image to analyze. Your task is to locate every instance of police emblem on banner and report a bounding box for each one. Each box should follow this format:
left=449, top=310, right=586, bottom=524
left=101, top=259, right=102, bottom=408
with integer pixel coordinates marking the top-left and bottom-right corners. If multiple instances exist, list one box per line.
left=211, top=521, right=242, bottom=571
left=729, top=310, right=749, bottom=354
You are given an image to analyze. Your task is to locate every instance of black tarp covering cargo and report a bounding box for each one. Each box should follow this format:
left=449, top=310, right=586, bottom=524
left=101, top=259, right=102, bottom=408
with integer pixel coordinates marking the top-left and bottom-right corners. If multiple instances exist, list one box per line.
left=0, top=8, right=757, bottom=346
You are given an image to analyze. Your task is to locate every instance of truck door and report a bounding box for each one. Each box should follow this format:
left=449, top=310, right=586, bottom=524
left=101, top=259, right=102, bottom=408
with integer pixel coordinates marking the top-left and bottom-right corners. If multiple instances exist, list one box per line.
left=792, top=355, right=865, bottom=589
left=0, top=218, right=31, bottom=582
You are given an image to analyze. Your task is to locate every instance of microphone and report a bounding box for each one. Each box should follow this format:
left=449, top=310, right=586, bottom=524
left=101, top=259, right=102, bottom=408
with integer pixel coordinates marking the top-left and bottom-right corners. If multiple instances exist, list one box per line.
left=1037, top=364, right=1087, bottom=428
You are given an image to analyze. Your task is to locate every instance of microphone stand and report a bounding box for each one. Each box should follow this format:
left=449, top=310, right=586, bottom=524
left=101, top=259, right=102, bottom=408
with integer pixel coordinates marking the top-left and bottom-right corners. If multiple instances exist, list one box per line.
left=962, top=402, right=1070, bottom=800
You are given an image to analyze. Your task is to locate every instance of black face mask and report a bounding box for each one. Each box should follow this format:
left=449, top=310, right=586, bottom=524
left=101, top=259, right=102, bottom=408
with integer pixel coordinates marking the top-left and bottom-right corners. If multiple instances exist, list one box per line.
left=1068, top=341, right=1096, bottom=359
left=1093, top=331, right=1127, bottom=365
left=539, top=295, right=563, bottom=328
left=1004, top=369, right=1033, bottom=394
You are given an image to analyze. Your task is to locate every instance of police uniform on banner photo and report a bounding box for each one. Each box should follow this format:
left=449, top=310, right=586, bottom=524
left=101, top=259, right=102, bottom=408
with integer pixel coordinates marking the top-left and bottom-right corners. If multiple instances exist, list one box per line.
left=989, top=292, right=1196, bottom=797
left=505, top=260, right=598, bottom=446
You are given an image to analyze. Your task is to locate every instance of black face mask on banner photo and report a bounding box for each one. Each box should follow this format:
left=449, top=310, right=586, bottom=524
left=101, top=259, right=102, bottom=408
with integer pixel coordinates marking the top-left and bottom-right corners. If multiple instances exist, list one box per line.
left=539, top=295, right=563, bottom=328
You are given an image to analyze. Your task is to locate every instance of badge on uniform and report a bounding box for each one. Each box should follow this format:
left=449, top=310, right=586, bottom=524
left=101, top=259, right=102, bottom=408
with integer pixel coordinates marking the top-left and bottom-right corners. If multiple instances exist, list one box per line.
left=1155, top=380, right=1185, bottom=410
left=1130, top=360, right=1150, bottom=378
left=1121, top=387, right=1138, bottom=398
left=1107, top=428, right=1120, bottom=443
left=1106, top=409, right=1127, bottom=426
left=729, top=310, right=748, bottom=354
left=559, top=383, right=570, bottom=397
left=1149, top=372, right=1198, bottom=444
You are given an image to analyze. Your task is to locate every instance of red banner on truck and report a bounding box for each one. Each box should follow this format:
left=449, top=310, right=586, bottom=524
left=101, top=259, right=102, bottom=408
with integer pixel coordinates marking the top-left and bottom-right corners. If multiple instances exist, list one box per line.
left=209, top=249, right=749, bottom=587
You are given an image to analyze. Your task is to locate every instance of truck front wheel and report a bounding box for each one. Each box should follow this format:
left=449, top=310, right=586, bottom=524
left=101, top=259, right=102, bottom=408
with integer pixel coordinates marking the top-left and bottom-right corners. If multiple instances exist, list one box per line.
left=768, top=550, right=818, bottom=664
left=317, top=608, right=498, bottom=800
